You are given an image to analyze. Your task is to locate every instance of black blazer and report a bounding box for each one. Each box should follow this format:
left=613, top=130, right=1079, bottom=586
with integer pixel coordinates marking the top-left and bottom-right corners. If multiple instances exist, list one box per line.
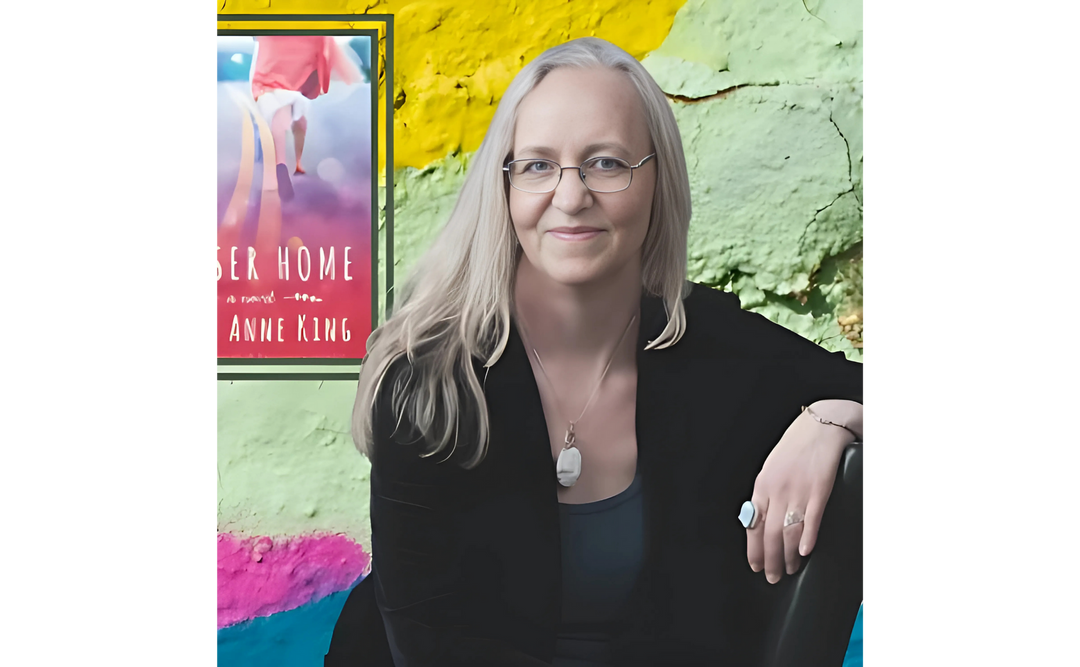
left=368, top=283, right=863, bottom=666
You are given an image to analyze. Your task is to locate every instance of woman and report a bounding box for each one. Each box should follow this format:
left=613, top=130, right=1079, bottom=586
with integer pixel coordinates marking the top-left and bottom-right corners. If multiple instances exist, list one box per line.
left=249, top=36, right=361, bottom=201
left=351, top=37, right=862, bottom=667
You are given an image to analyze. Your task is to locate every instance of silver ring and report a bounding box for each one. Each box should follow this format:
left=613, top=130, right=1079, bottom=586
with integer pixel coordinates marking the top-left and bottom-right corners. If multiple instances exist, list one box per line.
left=784, top=509, right=804, bottom=528
left=738, top=501, right=758, bottom=529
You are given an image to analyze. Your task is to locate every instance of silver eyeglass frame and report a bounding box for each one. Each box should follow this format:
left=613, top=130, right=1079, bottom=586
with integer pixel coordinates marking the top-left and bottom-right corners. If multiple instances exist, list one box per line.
left=502, top=153, right=656, bottom=194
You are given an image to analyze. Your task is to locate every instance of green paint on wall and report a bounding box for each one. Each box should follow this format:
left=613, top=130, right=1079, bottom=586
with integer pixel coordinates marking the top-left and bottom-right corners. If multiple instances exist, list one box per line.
left=377, top=152, right=472, bottom=321
left=650, top=0, right=862, bottom=88
left=648, top=0, right=864, bottom=238
left=677, top=84, right=856, bottom=292
left=217, top=379, right=371, bottom=546
left=829, top=82, right=863, bottom=204
left=650, top=0, right=863, bottom=357
left=641, top=53, right=739, bottom=99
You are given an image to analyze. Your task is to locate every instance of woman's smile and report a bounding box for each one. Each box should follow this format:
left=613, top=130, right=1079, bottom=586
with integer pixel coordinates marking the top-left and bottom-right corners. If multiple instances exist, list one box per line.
left=546, top=226, right=605, bottom=241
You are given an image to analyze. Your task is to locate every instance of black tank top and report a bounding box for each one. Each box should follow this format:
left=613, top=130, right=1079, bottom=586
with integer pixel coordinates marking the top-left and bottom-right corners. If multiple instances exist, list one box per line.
left=553, top=469, right=645, bottom=667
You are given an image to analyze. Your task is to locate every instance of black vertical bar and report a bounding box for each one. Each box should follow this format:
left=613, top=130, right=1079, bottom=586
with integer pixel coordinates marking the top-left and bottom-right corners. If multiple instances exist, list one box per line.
left=385, top=17, right=395, bottom=316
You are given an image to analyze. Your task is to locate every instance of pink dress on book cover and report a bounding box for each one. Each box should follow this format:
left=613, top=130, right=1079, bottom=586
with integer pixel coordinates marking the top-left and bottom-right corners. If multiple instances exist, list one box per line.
left=249, top=36, right=361, bottom=123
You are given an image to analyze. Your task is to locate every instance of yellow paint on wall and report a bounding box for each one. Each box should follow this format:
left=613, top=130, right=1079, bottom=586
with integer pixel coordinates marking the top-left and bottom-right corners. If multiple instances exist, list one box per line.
left=219, top=0, right=686, bottom=170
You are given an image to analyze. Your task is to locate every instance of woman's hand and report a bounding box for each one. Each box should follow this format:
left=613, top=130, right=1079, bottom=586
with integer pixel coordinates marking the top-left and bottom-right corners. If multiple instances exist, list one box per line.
left=745, top=400, right=862, bottom=583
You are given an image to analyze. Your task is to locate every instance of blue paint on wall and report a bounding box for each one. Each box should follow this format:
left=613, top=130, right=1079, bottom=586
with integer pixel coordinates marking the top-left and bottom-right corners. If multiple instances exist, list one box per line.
left=217, top=578, right=361, bottom=667
left=217, top=577, right=862, bottom=666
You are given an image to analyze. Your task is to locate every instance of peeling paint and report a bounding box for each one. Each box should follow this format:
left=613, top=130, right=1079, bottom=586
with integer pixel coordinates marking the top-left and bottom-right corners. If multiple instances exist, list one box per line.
left=650, top=0, right=861, bottom=87
left=641, top=53, right=738, bottom=100
left=675, top=84, right=854, bottom=298
left=649, top=0, right=863, bottom=357
left=828, top=82, right=863, bottom=203
left=217, top=532, right=369, bottom=629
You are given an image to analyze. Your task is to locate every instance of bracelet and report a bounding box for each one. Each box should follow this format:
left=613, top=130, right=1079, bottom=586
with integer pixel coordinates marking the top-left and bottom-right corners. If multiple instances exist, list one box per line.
left=801, top=405, right=859, bottom=440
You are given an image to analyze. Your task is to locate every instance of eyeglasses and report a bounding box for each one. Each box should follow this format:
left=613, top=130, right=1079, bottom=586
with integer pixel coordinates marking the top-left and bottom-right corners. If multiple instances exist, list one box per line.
left=503, top=154, right=656, bottom=194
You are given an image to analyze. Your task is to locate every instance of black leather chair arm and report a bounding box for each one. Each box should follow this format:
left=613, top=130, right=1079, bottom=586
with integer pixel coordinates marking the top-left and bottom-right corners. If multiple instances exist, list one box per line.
left=760, top=444, right=863, bottom=667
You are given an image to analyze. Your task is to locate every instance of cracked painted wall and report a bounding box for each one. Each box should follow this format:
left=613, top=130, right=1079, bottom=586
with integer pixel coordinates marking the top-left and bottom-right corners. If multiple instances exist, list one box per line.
left=217, top=1, right=863, bottom=664
left=644, top=0, right=863, bottom=353
left=378, top=0, right=864, bottom=354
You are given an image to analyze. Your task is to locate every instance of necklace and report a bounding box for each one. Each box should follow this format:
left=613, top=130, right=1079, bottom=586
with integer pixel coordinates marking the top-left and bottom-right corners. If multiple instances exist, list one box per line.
left=519, top=312, right=637, bottom=487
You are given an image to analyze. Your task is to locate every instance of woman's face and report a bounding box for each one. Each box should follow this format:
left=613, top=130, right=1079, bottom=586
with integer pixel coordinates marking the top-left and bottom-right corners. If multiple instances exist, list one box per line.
left=509, top=66, right=656, bottom=287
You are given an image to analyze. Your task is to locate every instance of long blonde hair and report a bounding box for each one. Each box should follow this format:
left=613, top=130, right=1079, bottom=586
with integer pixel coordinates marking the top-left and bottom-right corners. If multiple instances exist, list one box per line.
left=352, top=37, right=692, bottom=468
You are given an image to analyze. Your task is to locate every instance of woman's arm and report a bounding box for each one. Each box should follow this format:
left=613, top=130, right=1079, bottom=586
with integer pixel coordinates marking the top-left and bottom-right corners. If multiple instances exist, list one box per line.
left=740, top=321, right=863, bottom=585
left=805, top=399, right=863, bottom=442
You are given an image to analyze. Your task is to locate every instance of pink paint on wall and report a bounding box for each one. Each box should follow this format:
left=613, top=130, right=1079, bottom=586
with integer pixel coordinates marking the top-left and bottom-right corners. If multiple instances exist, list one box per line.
left=217, top=532, right=371, bottom=629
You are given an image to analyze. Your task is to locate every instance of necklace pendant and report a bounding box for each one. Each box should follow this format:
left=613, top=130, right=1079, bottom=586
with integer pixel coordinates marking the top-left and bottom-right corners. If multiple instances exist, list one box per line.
left=556, top=445, right=582, bottom=487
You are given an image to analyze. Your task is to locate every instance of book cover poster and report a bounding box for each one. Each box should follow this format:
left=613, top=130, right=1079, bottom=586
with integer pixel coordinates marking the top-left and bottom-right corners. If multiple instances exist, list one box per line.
left=217, top=35, right=374, bottom=359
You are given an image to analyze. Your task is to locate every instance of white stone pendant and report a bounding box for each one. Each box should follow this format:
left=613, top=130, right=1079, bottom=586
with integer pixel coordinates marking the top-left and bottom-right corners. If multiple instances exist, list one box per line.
left=556, top=446, right=582, bottom=487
